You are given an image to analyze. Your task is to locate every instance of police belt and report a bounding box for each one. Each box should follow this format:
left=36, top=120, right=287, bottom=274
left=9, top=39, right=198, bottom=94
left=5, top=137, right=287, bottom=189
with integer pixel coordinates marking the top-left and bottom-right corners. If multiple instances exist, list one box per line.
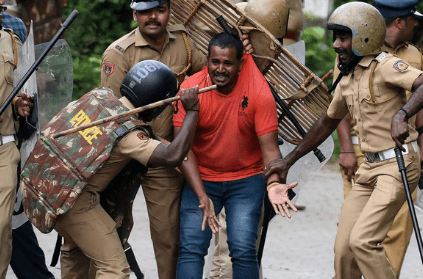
left=364, top=141, right=418, bottom=163
left=0, top=135, right=15, bottom=146
left=351, top=135, right=359, bottom=145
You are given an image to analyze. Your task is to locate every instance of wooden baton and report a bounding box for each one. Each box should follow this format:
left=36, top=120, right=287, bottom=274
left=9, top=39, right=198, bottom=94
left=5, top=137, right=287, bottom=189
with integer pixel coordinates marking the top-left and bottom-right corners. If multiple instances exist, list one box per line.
left=51, top=84, right=217, bottom=139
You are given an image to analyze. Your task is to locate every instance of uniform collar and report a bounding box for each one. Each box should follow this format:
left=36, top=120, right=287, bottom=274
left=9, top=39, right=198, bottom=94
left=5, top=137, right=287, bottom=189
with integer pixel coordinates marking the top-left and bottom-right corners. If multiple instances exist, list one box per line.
left=384, top=41, right=408, bottom=54
left=120, top=96, right=136, bottom=110
left=134, top=26, right=176, bottom=47
left=357, top=55, right=376, bottom=68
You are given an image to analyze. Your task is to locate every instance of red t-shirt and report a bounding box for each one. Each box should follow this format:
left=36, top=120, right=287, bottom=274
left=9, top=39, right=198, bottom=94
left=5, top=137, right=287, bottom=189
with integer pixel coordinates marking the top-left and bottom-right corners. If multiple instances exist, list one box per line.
left=173, top=54, right=278, bottom=181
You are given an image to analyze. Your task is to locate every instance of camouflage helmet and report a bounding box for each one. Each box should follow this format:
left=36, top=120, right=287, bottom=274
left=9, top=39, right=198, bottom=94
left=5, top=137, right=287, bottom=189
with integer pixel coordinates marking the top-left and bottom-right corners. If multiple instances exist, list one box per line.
left=327, top=2, right=386, bottom=56
left=120, top=60, right=178, bottom=122
left=244, top=0, right=289, bottom=39
left=130, top=0, right=167, bottom=11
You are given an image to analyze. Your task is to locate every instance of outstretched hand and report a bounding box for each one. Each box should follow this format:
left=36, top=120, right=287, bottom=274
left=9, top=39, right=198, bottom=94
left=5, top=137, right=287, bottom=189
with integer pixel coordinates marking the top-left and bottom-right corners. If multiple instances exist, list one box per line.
left=198, top=196, right=221, bottom=233
left=267, top=182, right=298, bottom=218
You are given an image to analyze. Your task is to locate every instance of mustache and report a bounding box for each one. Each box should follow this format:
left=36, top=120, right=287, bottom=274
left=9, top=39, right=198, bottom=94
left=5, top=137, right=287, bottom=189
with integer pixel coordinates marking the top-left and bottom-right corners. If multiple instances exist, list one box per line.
left=145, top=20, right=161, bottom=26
left=335, top=49, right=346, bottom=54
left=213, top=73, right=228, bottom=78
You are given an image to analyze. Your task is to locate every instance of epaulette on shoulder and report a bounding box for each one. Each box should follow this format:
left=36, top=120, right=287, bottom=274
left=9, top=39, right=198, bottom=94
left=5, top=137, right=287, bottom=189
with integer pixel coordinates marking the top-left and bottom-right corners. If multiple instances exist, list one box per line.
left=375, top=51, right=388, bottom=63
left=167, top=24, right=187, bottom=33
left=113, top=30, right=136, bottom=53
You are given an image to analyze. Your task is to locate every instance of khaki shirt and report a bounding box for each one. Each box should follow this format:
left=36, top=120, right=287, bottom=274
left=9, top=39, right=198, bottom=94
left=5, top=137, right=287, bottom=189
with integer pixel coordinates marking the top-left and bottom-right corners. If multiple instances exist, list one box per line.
left=0, top=29, right=21, bottom=136
left=86, top=97, right=161, bottom=193
left=101, top=25, right=207, bottom=141
left=327, top=53, right=422, bottom=153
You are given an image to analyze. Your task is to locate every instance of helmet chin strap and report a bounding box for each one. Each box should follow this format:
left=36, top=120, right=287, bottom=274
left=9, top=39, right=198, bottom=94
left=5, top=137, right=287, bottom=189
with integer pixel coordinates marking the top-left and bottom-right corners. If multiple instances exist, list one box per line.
left=328, top=54, right=363, bottom=95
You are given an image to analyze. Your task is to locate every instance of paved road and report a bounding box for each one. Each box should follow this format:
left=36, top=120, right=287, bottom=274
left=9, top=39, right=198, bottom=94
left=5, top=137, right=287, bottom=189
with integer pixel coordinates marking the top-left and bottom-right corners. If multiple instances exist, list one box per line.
left=7, top=162, right=423, bottom=278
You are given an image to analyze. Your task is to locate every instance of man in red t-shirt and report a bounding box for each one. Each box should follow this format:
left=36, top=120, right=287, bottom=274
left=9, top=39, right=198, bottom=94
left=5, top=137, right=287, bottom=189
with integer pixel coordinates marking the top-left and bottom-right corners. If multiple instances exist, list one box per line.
left=173, top=32, right=297, bottom=279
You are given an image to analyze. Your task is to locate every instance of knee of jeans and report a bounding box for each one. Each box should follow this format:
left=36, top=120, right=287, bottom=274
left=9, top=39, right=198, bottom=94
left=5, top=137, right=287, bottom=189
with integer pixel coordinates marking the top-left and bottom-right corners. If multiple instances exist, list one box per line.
left=227, top=240, right=257, bottom=261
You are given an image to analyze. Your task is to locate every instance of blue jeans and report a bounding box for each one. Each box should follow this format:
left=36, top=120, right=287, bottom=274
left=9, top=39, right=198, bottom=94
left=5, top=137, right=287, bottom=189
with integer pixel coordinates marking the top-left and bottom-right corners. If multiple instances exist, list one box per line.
left=177, top=174, right=266, bottom=279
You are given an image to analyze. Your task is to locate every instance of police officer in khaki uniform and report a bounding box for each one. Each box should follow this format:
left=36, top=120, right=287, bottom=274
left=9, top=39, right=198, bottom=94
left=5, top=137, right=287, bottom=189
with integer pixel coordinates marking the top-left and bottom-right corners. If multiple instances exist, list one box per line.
left=100, top=1, right=207, bottom=278
left=56, top=61, right=218, bottom=279
left=263, top=2, right=423, bottom=278
left=335, top=1, right=423, bottom=277
left=0, top=1, right=33, bottom=277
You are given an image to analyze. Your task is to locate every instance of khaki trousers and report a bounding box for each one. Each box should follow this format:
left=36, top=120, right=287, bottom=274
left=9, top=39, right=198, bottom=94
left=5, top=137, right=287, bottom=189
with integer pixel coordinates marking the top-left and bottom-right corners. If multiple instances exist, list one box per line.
left=141, top=167, right=184, bottom=279
left=0, top=143, right=19, bottom=279
left=55, top=190, right=131, bottom=279
left=335, top=145, right=420, bottom=279
left=340, top=144, right=417, bottom=278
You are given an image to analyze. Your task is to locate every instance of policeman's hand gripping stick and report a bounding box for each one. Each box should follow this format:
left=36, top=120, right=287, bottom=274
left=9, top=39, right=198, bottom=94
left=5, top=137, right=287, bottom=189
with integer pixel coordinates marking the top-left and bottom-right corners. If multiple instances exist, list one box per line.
left=52, top=85, right=217, bottom=138
left=394, top=147, right=423, bottom=265
left=0, top=10, right=79, bottom=117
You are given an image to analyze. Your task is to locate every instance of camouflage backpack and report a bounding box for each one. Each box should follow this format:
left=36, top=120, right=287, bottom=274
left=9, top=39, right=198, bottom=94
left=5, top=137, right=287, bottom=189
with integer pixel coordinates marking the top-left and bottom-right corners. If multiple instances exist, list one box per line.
left=20, top=87, right=149, bottom=233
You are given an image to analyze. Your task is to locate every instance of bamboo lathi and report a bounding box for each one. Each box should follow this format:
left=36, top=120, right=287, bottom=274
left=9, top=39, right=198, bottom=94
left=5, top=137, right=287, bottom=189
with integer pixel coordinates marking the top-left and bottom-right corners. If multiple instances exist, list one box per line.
left=51, top=85, right=217, bottom=139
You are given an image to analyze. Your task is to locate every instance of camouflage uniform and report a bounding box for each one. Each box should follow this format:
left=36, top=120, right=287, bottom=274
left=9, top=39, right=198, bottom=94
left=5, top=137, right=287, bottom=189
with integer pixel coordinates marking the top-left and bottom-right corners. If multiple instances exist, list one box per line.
left=52, top=96, right=161, bottom=279
left=0, top=28, right=21, bottom=279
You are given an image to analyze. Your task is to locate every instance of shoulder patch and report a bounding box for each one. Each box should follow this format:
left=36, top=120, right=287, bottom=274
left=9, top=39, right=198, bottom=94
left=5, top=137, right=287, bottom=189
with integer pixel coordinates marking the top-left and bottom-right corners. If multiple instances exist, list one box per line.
left=376, top=52, right=387, bottom=63
left=116, top=45, right=125, bottom=52
left=102, top=62, right=115, bottom=76
left=137, top=132, right=148, bottom=140
left=393, top=60, right=409, bottom=72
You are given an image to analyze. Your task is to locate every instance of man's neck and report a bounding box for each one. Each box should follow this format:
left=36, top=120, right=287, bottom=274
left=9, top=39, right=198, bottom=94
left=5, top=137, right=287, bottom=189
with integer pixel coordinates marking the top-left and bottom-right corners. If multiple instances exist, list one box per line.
left=140, top=29, right=167, bottom=52
left=385, top=27, right=405, bottom=51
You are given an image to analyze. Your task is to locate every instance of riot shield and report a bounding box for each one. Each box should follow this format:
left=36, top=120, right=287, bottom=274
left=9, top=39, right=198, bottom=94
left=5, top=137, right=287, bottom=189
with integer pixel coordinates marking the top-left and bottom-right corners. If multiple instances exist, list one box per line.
left=12, top=22, right=36, bottom=229
left=280, top=136, right=334, bottom=203
left=35, top=39, right=73, bottom=128
left=13, top=27, right=73, bottom=229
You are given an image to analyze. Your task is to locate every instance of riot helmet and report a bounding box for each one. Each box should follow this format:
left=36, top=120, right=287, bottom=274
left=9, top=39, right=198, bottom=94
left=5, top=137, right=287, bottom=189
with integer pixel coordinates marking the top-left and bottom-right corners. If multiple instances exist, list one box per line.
left=244, top=0, right=289, bottom=39
left=120, top=60, right=178, bottom=122
left=130, top=0, right=168, bottom=11
left=327, top=2, right=386, bottom=57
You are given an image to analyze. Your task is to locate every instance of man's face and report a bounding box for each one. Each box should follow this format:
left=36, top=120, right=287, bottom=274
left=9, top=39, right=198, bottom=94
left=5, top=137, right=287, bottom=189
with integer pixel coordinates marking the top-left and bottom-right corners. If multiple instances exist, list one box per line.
left=207, top=46, right=243, bottom=94
left=133, top=2, right=170, bottom=38
left=401, top=15, right=419, bottom=42
left=332, top=31, right=353, bottom=65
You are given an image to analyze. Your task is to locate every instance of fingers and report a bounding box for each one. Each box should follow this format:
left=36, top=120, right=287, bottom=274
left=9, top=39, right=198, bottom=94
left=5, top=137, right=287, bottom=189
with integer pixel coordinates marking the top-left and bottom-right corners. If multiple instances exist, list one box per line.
left=201, top=214, right=207, bottom=232
left=241, top=34, right=253, bottom=54
left=287, top=182, right=298, bottom=189
left=283, top=204, right=291, bottom=219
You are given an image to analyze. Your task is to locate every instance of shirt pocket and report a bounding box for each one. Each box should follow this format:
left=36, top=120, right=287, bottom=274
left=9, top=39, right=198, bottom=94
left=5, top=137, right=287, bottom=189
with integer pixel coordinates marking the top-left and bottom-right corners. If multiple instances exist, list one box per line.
left=364, top=85, right=399, bottom=114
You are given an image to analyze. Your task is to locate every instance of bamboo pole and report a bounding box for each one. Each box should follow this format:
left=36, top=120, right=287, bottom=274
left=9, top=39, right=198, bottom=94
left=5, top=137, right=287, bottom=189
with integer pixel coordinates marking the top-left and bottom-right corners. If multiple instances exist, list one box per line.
left=52, top=85, right=217, bottom=139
